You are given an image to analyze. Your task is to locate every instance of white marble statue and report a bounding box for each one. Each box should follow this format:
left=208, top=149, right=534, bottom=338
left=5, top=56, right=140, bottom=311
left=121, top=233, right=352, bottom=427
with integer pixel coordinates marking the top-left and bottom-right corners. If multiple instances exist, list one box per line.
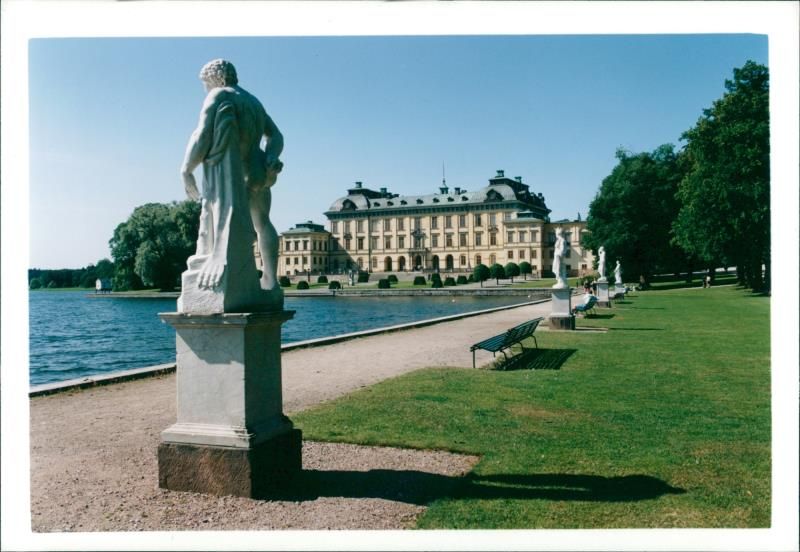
left=552, top=227, right=568, bottom=289
left=178, top=59, right=284, bottom=313
left=597, top=246, right=607, bottom=282
left=614, top=260, right=622, bottom=284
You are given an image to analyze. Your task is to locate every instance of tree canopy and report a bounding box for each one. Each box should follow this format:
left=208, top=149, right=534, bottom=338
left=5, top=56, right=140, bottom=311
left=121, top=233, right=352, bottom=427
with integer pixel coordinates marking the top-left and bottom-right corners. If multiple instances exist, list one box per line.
left=109, top=201, right=200, bottom=291
left=473, top=264, right=490, bottom=287
left=672, top=61, right=770, bottom=290
left=584, top=144, right=687, bottom=285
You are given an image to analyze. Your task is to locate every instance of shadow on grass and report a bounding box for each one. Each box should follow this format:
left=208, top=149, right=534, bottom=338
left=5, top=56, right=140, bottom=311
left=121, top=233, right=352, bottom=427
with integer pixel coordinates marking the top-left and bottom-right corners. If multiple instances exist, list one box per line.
left=268, top=470, right=685, bottom=505
left=583, top=313, right=615, bottom=320
left=493, top=348, right=576, bottom=371
left=608, top=327, right=664, bottom=332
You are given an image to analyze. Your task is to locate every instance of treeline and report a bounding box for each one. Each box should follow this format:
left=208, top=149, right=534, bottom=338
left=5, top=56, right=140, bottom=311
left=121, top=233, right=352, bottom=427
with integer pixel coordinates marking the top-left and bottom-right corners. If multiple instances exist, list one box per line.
left=29, top=259, right=115, bottom=289
left=30, top=200, right=200, bottom=292
left=583, top=61, right=770, bottom=292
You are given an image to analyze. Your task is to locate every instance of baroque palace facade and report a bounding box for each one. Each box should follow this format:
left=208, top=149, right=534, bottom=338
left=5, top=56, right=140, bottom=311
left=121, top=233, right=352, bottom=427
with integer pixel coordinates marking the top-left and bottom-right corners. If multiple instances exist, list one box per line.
left=277, top=170, right=593, bottom=278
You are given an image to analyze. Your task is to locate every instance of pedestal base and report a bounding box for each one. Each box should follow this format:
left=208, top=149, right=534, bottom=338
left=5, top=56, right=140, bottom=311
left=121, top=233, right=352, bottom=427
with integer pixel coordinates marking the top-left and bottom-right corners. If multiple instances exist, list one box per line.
left=597, top=281, right=611, bottom=308
left=549, top=315, right=576, bottom=330
left=158, top=429, right=302, bottom=499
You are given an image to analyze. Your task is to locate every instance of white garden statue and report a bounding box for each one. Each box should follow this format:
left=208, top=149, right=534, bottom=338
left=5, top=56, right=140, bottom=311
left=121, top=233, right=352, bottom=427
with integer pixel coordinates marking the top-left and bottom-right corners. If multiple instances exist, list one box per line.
left=597, top=246, right=607, bottom=282
left=614, top=260, right=622, bottom=285
left=552, top=227, right=568, bottom=289
left=178, top=59, right=285, bottom=314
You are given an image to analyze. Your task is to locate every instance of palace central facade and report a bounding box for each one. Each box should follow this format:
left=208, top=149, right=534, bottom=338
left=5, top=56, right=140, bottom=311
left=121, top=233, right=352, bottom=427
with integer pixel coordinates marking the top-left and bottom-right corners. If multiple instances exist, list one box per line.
left=277, top=170, right=594, bottom=278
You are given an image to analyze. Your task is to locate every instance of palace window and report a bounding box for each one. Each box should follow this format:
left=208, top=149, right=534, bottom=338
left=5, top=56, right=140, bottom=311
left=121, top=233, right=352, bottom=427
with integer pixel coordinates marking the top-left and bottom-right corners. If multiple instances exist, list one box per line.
left=371, top=237, right=378, bottom=249
left=345, top=221, right=351, bottom=233
left=293, top=257, right=299, bottom=265
left=302, top=256, right=307, bottom=264
left=357, top=257, right=363, bottom=269
left=459, top=214, right=467, bottom=228
left=475, top=233, right=482, bottom=246
left=397, top=218, right=405, bottom=231
left=445, top=234, right=453, bottom=248
left=489, top=233, right=497, bottom=246
left=459, top=233, right=467, bottom=247
left=357, top=237, right=364, bottom=250
left=531, top=230, right=538, bottom=242
left=371, top=220, right=379, bottom=232
left=372, top=257, right=378, bottom=269
left=385, top=236, right=392, bottom=249
left=331, top=221, right=339, bottom=233
left=519, top=250, right=525, bottom=259
left=431, top=216, right=439, bottom=229
left=445, top=215, right=453, bottom=229
left=414, top=217, right=422, bottom=230
left=475, top=255, right=482, bottom=266
left=285, top=241, right=291, bottom=251
left=294, top=240, right=300, bottom=250
left=508, top=250, right=514, bottom=259
left=460, top=255, right=466, bottom=266
left=303, top=240, right=308, bottom=250
left=504, top=212, right=513, bottom=221
left=519, top=231, right=527, bottom=242
left=507, top=232, right=514, bottom=243
left=398, top=235, right=405, bottom=248
left=474, top=214, right=482, bottom=227
left=489, top=213, right=497, bottom=226
left=383, top=218, right=391, bottom=231
left=531, top=250, right=537, bottom=259
left=532, top=265, right=538, bottom=272
left=356, top=220, right=364, bottom=232
left=432, top=234, right=439, bottom=248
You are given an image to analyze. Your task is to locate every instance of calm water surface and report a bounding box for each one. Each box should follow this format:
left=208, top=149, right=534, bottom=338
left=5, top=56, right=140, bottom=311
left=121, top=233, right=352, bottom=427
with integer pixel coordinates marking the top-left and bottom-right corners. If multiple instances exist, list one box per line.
left=29, top=291, right=528, bottom=386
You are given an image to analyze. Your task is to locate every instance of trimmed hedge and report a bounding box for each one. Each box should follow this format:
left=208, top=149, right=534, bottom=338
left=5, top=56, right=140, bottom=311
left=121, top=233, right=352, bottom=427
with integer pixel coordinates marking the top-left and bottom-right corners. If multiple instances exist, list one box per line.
left=328, top=281, right=341, bottom=290
left=317, top=275, right=328, bottom=284
left=444, top=277, right=456, bottom=286
left=387, top=274, right=398, bottom=284
left=431, top=273, right=443, bottom=289
left=378, top=278, right=391, bottom=289
left=413, top=276, right=427, bottom=286
left=279, top=276, right=291, bottom=287
left=456, top=275, right=468, bottom=285
left=357, top=271, right=370, bottom=283
left=296, top=280, right=310, bottom=290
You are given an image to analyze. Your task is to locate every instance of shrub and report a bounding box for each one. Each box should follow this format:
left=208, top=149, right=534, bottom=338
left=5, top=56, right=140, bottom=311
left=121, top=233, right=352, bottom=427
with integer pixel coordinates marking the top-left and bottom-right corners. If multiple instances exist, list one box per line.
left=444, top=277, right=456, bottom=286
left=431, top=273, right=443, bottom=288
left=378, top=278, right=391, bottom=289
left=473, top=264, right=490, bottom=287
left=467, top=274, right=475, bottom=283
left=489, top=263, right=506, bottom=283
left=279, top=276, right=291, bottom=287
left=519, top=261, right=532, bottom=280
left=296, top=280, right=310, bottom=290
left=387, top=274, right=398, bottom=284
left=357, top=271, right=370, bottom=283
left=413, top=276, right=426, bottom=286
left=328, top=280, right=341, bottom=290
left=505, top=262, right=520, bottom=283
left=317, top=275, right=328, bottom=284
left=456, top=275, right=468, bottom=285
left=29, top=278, right=42, bottom=290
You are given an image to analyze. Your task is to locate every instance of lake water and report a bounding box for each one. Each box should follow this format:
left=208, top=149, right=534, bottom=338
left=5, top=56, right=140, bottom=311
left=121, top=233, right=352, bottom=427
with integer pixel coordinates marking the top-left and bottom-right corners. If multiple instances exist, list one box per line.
left=29, top=291, right=529, bottom=386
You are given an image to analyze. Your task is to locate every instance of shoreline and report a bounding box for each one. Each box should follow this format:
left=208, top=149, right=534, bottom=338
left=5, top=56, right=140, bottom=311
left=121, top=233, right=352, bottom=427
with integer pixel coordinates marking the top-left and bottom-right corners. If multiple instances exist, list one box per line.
left=29, top=297, right=551, bottom=397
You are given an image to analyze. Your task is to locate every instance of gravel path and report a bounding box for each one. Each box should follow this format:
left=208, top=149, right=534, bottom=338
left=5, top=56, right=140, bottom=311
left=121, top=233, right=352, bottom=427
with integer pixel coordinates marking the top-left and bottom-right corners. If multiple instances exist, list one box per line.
left=30, top=301, right=552, bottom=531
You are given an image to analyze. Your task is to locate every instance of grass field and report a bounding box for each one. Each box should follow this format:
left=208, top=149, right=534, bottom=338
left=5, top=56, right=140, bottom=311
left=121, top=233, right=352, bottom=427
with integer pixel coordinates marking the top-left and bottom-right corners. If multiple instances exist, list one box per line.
left=293, top=284, right=771, bottom=528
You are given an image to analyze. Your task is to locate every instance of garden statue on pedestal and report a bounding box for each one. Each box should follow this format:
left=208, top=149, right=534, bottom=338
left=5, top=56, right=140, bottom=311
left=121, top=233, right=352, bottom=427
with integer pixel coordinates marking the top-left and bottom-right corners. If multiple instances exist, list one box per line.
left=614, top=260, right=622, bottom=285
left=552, top=227, right=568, bottom=289
left=597, top=246, right=607, bottom=282
left=178, top=58, right=285, bottom=314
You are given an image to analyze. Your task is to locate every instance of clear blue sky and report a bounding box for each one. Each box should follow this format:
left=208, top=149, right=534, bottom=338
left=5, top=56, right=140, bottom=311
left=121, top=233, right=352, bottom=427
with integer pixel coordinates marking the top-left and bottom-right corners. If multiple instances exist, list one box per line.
left=29, top=34, right=767, bottom=269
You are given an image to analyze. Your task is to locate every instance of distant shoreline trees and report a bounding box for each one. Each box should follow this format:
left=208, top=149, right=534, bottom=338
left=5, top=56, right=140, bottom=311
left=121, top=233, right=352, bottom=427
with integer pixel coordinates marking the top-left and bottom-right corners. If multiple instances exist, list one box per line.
left=584, top=61, right=770, bottom=292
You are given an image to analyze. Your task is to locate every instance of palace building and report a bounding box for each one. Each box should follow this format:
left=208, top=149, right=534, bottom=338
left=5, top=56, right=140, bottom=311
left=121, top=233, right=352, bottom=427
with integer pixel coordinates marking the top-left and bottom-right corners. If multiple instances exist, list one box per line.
left=276, top=170, right=594, bottom=278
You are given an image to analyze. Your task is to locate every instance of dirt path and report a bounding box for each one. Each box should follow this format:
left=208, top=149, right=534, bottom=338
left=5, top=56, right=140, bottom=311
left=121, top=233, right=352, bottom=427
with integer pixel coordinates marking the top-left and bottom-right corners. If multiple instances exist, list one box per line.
left=29, top=301, right=551, bottom=531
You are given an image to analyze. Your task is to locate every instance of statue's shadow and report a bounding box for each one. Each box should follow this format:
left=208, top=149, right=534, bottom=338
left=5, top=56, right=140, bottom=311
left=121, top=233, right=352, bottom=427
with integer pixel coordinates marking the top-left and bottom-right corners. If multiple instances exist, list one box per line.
left=494, top=348, right=576, bottom=371
left=269, top=470, right=685, bottom=505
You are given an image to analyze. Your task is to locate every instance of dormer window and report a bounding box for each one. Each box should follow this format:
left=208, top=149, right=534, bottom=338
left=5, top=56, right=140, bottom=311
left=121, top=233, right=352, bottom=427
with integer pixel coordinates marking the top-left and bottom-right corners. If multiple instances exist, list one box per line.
left=342, top=199, right=357, bottom=211
left=416, top=199, right=423, bottom=204
left=433, top=198, right=440, bottom=203
left=447, top=197, right=454, bottom=202
left=387, top=201, right=394, bottom=206
left=400, top=200, right=408, bottom=205
left=373, top=202, right=381, bottom=207
left=462, top=196, right=468, bottom=201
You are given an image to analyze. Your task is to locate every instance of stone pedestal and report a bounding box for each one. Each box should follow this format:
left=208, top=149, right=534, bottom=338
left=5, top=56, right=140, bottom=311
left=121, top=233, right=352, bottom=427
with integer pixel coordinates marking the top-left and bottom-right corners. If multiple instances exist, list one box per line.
left=597, top=281, right=611, bottom=308
left=549, top=287, right=575, bottom=330
left=615, top=284, right=626, bottom=296
left=158, top=310, right=299, bottom=498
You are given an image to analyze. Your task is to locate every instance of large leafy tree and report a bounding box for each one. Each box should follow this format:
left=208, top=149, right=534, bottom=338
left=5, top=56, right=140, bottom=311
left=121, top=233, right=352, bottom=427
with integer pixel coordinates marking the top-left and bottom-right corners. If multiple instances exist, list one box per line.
left=584, top=144, right=687, bottom=286
left=109, top=201, right=200, bottom=291
left=672, top=61, right=769, bottom=291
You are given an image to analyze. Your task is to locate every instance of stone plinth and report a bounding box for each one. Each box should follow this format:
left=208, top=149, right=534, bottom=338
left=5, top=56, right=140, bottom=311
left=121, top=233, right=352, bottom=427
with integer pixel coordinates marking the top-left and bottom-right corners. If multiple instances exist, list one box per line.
left=615, top=284, right=626, bottom=296
left=597, top=281, right=611, bottom=308
left=549, top=287, right=575, bottom=330
left=158, top=310, right=299, bottom=498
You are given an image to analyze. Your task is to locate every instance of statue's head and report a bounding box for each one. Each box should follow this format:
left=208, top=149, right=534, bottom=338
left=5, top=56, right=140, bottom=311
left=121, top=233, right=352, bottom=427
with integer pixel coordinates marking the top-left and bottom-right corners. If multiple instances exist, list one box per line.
left=199, top=59, right=238, bottom=89
left=555, top=227, right=563, bottom=237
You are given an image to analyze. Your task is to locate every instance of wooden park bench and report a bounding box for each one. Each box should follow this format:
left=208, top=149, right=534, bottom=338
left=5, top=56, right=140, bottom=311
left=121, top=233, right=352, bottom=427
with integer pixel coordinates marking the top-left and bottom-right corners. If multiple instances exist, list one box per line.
left=573, top=295, right=598, bottom=317
left=470, top=317, right=543, bottom=369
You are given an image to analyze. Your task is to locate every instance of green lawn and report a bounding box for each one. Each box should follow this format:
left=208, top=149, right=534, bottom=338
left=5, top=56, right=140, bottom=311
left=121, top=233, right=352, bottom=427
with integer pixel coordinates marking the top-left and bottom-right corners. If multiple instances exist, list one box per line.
left=292, top=285, right=771, bottom=528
